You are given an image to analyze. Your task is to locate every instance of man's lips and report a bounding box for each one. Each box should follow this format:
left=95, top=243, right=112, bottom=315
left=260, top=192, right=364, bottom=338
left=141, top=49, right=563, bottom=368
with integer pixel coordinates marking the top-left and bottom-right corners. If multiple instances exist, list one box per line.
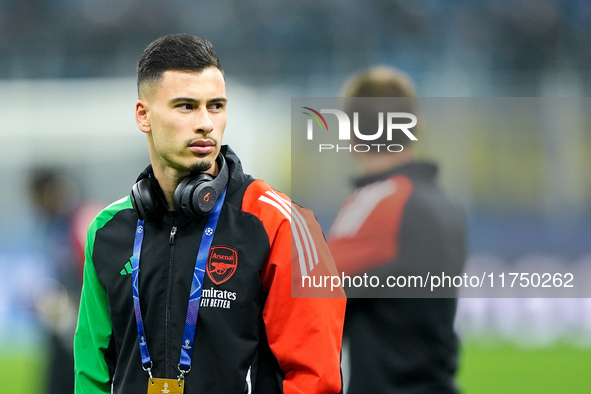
left=189, top=140, right=215, bottom=154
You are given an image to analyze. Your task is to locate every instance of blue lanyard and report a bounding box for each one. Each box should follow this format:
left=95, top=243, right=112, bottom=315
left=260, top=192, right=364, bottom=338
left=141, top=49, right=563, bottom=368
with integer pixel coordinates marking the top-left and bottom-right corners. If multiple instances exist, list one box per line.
left=132, top=186, right=227, bottom=379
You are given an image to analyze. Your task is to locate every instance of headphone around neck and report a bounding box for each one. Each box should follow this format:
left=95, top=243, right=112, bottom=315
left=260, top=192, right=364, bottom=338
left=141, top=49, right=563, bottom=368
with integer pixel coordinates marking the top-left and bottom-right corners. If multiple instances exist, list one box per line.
left=130, top=154, right=229, bottom=222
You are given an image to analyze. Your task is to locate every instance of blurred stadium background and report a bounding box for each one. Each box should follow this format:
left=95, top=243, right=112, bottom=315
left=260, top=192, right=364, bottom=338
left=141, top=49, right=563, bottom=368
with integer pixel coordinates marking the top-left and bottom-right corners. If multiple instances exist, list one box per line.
left=1, top=0, right=591, bottom=392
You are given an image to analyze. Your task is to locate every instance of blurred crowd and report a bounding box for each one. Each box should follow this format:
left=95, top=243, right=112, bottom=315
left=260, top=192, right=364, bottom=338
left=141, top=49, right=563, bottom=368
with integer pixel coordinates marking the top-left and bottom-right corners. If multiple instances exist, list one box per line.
left=1, top=0, right=591, bottom=95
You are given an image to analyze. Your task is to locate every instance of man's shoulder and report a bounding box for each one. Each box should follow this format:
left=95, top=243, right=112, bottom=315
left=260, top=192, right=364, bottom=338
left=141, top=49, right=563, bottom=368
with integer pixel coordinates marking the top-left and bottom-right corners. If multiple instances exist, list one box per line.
left=241, top=179, right=291, bottom=222
left=88, top=195, right=133, bottom=234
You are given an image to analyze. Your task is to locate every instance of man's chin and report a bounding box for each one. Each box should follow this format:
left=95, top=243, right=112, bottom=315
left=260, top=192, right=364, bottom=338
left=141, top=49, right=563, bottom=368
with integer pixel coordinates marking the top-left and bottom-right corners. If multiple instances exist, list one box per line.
left=189, top=159, right=213, bottom=174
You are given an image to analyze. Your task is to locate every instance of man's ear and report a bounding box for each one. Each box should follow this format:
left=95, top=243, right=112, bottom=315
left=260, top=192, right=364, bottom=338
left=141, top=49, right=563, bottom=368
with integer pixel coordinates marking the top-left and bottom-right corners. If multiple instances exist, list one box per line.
left=136, top=99, right=151, bottom=133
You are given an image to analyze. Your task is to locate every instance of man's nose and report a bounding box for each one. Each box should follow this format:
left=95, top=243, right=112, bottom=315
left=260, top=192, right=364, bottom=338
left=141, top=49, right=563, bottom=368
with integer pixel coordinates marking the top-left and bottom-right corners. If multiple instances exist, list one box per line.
left=193, top=107, right=214, bottom=134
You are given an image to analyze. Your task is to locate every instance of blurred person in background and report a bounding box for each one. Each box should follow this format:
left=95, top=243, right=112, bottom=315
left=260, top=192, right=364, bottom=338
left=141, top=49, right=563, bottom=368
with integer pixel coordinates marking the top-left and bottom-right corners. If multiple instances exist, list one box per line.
left=29, top=168, right=102, bottom=394
left=328, top=67, right=467, bottom=393
left=74, top=34, right=345, bottom=394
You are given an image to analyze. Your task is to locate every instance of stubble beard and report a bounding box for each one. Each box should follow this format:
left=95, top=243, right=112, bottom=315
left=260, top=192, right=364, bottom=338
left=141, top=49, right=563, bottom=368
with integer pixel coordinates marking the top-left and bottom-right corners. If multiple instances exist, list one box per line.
left=189, top=159, right=213, bottom=174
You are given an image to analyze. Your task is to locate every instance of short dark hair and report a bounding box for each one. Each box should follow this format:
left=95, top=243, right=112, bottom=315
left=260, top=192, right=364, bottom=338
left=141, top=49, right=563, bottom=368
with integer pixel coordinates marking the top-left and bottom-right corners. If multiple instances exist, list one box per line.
left=137, top=34, right=223, bottom=96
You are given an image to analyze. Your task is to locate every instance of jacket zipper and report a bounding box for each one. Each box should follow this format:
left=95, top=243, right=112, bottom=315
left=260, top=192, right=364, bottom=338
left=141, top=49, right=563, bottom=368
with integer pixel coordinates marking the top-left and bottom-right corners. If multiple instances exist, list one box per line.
left=165, top=224, right=178, bottom=376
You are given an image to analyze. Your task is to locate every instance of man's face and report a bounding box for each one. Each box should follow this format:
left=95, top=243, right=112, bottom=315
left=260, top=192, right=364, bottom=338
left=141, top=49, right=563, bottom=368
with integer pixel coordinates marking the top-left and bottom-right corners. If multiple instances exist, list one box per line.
left=137, top=67, right=227, bottom=177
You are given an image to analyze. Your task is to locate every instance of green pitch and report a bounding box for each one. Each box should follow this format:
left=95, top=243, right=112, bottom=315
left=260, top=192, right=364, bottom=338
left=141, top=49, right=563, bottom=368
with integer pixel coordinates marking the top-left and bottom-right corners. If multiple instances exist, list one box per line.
left=0, top=348, right=46, bottom=393
left=458, top=341, right=591, bottom=393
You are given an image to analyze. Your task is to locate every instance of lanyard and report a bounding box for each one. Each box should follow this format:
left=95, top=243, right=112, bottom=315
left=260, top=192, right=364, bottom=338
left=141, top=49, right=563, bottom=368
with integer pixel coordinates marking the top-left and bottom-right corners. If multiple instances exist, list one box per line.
left=132, top=186, right=227, bottom=380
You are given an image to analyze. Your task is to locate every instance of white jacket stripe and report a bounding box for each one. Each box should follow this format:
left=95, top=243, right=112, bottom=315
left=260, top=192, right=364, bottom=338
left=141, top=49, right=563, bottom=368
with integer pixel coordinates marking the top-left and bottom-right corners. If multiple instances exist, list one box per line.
left=267, top=191, right=319, bottom=270
left=258, top=195, right=308, bottom=277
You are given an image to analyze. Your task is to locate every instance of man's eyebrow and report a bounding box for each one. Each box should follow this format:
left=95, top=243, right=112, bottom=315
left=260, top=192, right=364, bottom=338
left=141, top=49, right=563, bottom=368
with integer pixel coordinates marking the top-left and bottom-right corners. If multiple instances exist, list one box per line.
left=169, top=97, right=228, bottom=105
left=169, top=97, right=198, bottom=105
left=209, top=97, right=228, bottom=103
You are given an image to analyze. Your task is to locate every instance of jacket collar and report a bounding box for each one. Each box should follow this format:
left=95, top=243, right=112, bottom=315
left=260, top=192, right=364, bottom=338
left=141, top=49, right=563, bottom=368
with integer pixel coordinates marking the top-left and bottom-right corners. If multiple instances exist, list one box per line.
left=354, top=161, right=438, bottom=188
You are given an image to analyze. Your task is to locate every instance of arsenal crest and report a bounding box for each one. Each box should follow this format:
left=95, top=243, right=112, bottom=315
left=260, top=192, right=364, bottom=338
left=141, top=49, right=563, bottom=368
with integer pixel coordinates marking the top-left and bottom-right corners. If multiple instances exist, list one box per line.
left=207, top=246, right=238, bottom=285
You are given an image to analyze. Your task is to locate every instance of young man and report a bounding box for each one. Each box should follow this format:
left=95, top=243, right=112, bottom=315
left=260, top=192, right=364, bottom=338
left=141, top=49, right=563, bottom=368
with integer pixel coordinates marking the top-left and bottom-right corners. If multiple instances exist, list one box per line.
left=74, top=34, right=345, bottom=394
left=328, top=67, right=467, bottom=393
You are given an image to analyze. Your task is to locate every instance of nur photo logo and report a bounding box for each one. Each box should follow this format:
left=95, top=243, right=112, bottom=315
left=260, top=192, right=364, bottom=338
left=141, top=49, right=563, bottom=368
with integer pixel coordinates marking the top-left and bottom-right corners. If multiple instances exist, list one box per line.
left=302, top=106, right=418, bottom=153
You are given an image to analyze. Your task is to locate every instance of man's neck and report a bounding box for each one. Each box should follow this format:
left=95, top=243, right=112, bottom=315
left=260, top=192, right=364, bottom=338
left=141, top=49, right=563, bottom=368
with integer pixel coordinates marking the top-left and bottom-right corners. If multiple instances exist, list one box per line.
left=356, top=147, right=414, bottom=176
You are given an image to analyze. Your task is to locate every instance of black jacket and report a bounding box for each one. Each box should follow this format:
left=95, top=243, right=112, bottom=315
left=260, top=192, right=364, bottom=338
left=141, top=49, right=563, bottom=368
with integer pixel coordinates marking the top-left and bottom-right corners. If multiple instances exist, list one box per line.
left=328, top=161, right=467, bottom=394
left=74, top=146, right=346, bottom=394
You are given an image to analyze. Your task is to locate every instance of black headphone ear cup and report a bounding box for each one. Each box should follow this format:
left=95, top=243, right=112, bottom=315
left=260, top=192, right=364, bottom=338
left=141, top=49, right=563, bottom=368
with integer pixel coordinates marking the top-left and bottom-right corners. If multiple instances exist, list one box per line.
left=173, top=173, right=214, bottom=217
left=173, top=176, right=193, bottom=216
left=131, top=178, right=161, bottom=222
left=172, top=154, right=229, bottom=218
left=190, top=176, right=218, bottom=215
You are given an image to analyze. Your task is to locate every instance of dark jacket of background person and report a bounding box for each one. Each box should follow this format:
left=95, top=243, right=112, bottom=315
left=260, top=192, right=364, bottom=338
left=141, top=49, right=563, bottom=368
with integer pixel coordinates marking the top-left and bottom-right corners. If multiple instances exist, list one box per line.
left=29, top=168, right=102, bottom=394
left=329, top=162, right=466, bottom=394
left=329, top=160, right=467, bottom=393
